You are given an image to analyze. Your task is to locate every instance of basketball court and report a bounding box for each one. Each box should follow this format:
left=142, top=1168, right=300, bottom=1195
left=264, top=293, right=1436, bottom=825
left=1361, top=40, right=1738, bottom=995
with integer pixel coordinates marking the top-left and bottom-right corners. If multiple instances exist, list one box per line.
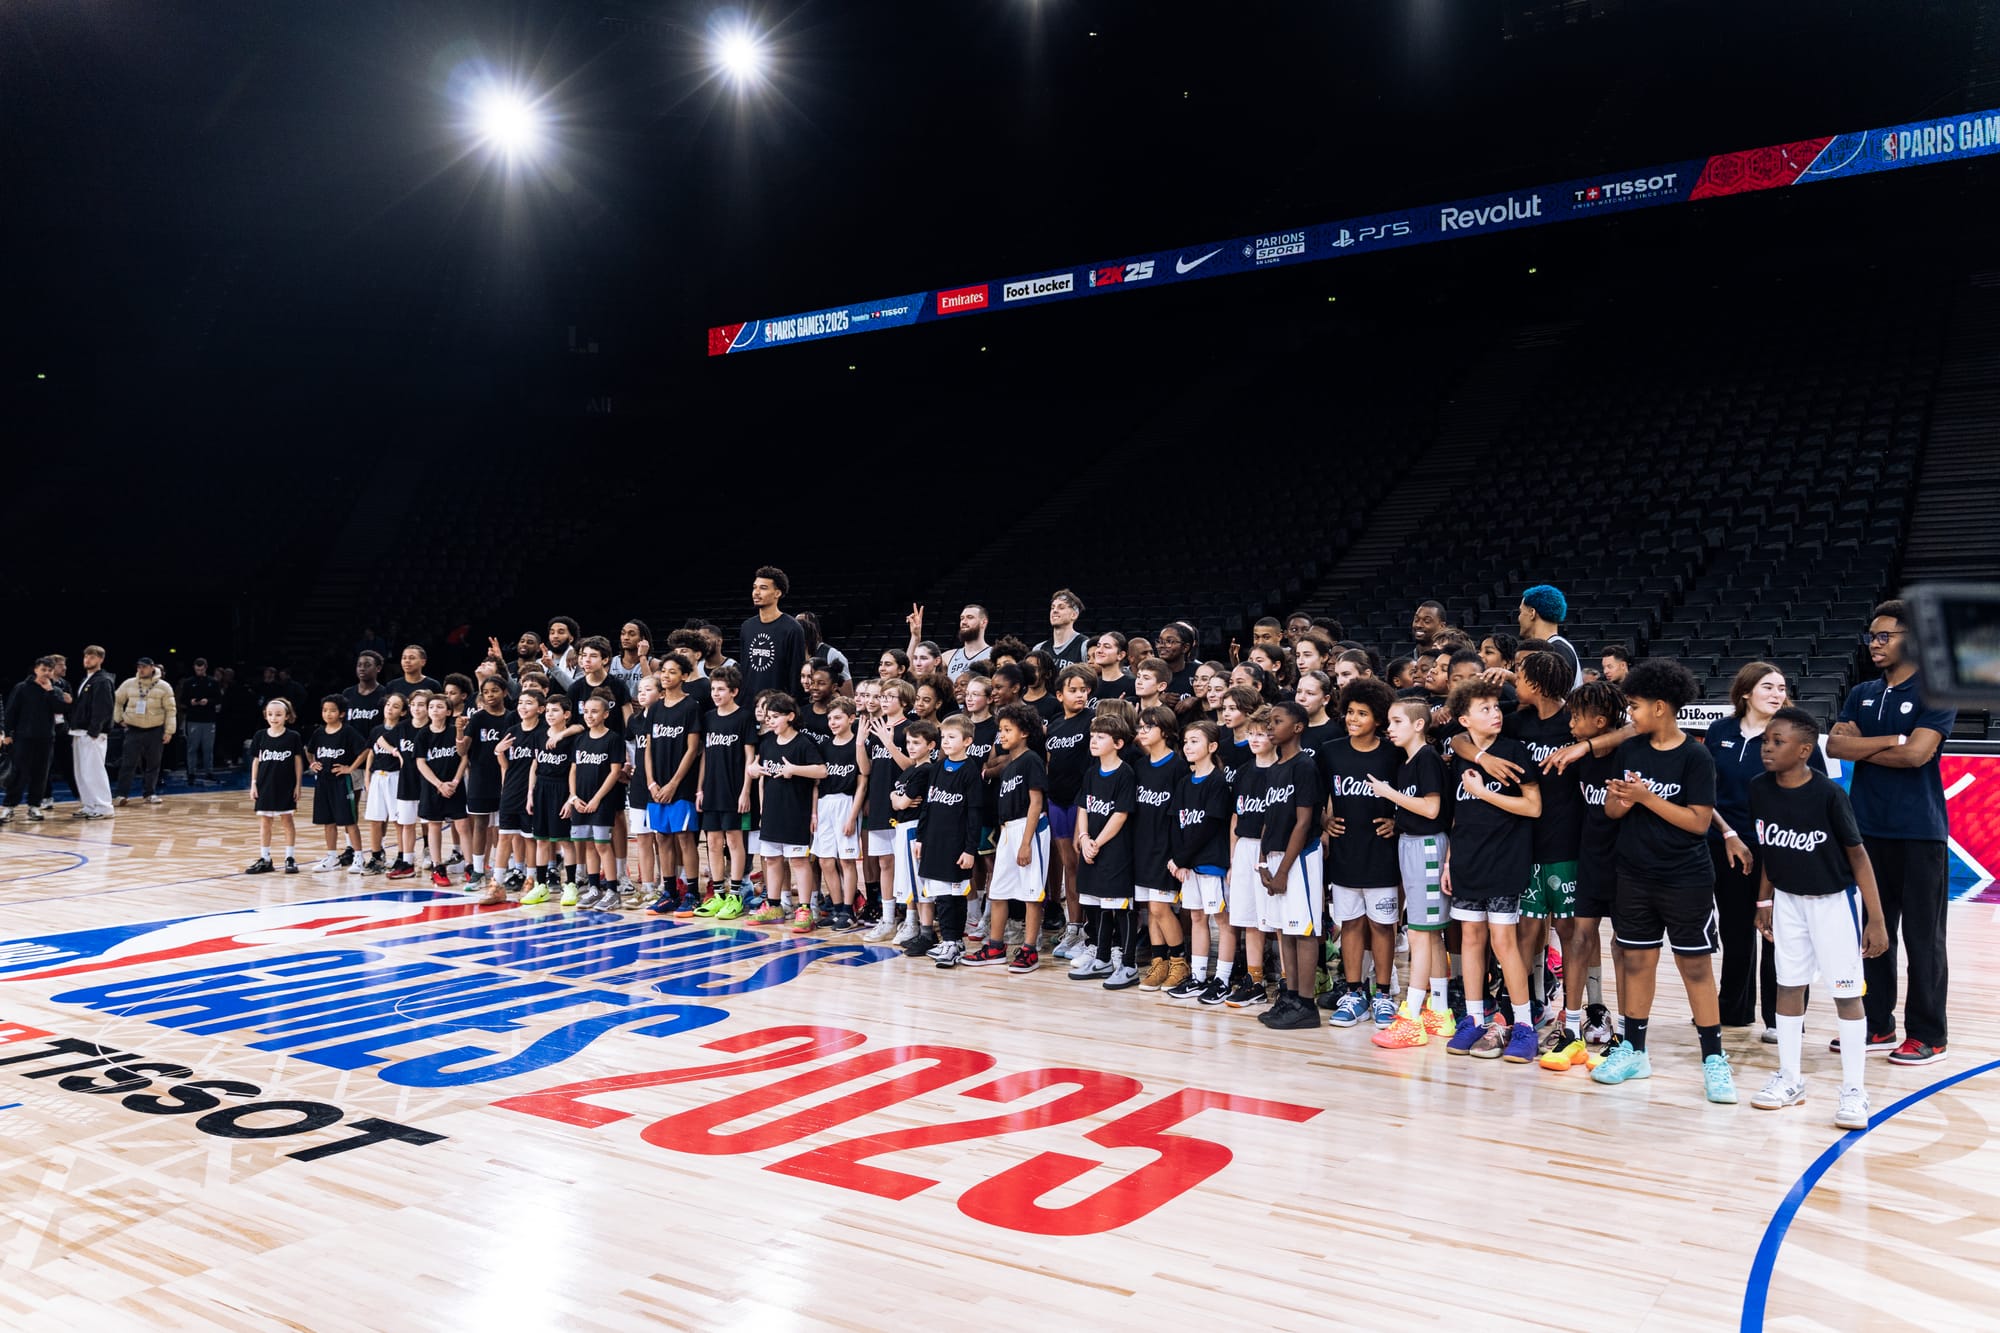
left=3, top=799, right=1995, bottom=1330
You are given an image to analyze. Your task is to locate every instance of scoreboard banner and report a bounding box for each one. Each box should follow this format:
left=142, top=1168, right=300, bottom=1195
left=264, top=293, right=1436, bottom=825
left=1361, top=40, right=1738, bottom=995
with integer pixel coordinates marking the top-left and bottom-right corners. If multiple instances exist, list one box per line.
left=708, top=106, right=2000, bottom=356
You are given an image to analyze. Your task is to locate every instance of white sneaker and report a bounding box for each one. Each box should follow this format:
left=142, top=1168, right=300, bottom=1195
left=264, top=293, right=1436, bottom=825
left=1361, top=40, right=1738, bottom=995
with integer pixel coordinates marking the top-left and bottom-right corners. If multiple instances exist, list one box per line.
left=1751, top=1073, right=1807, bottom=1110
left=346, top=858, right=368, bottom=875
left=1065, top=946, right=1100, bottom=979
left=1053, top=924, right=1086, bottom=959
left=1103, top=964, right=1140, bottom=990
left=312, top=852, right=343, bottom=872
left=1834, top=1087, right=1870, bottom=1131
left=144, top=795, right=164, bottom=806
left=890, top=914, right=919, bottom=946
left=863, top=917, right=897, bottom=943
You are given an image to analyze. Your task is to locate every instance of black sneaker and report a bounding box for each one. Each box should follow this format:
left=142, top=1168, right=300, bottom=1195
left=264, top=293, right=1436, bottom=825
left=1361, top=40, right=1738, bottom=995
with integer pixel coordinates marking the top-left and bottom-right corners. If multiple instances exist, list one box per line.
left=24, top=808, right=44, bottom=822
left=283, top=857, right=298, bottom=874
left=337, top=847, right=355, bottom=867
left=1887, top=1039, right=1947, bottom=1066
left=1196, top=975, right=1229, bottom=1006
left=1263, top=994, right=1322, bottom=1030
left=1165, top=971, right=1207, bottom=1001
left=1224, top=974, right=1266, bottom=1008
left=902, top=929, right=939, bottom=958
left=244, top=857, right=274, bottom=875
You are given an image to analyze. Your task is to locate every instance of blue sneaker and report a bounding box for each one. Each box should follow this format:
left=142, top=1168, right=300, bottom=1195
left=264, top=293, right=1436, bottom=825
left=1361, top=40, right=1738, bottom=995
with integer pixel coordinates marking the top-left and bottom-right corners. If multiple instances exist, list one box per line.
left=1329, top=990, right=1368, bottom=1028
left=1502, top=1022, right=1538, bottom=1063
left=1703, top=1053, right=1738, bottom=1104
left=1446, top=1015, right=1486, bottom=1055
left=1370, top=993, right=1398, bottom=1027
left=647, top=890, right=679, bottom=916
left=1591, top=1041, right=1652, bottom=1084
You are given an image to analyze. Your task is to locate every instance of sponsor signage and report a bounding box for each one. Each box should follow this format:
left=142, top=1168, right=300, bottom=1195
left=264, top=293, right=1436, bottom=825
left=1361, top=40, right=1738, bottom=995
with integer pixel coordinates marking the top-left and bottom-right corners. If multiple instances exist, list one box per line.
left=707, top=103, right=2000, bottom=354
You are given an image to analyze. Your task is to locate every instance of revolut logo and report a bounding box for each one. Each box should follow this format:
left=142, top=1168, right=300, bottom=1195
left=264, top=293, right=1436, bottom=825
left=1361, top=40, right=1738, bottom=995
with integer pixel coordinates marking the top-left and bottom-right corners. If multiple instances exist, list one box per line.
left=1438, top=193, right=1543, bottom=232
left=1002, top=274, right=1074, bottom=303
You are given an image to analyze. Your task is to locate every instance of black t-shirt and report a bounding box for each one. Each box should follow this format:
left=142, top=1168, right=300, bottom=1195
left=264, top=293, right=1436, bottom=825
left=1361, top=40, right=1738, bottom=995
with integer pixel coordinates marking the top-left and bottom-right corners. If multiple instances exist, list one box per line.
left=309, top=724, right=366, bottom=783
left=1259, top=753, right=1323, bottom=861
left=1393, top=746, right=1449, bottom=836
left=1029, top=692, right=1063, bottom=724
left=1043, top=712, right=1093, bottom=807
left=627, top=735, right=651, bottom=811
left=1172, top=769, right=1234, bottom=873
left=1078, top=761, right=1138, bottom=897
left=1167, top=665, right=1196, bottom=696
left=1093, top=672, right=1137, bottom=703
left=1132, top=751, right=1189, bottom=889
left=967, top=715, right=1000, bottom=820
left=571, top=729, right=624, bottom=810
left=385, top=675, right=442, bottom=700
left=339, top=686, right=389, bottom=734
left=1232, top=759, right=1272, bottom=843
left=865, top=718, right=910, bottom=828
left=1505, top=705, right=1583, bottom=864
left=1574, top=749, right=1624, bottom=884
left=756, top=731, right=823, bottom=846
left=798, top=705, right=834, bottom=749
left=820, top=736, right=862, bottom=798
left=252, top=728, right=304, bottom=805
left=568, top=674, right=630, bottom=737
left=365, top=723, right=402, bottom=775
left=995, top=751, right=1047, bottom=825
left=1446, top=738, right=1537, bottom=898
left=500, top=721, right=543, bottom=808
left=644, top=695, right=703, bottom=796
left=534, top=728, right=576, bottom=793
left=418, top=724, right=462, bottom=784
left=393, top=721, right=423, bottom=800
left=1299, top=720, right=1342, bottom=789
left=464, top=709, right=510, bottom=795
left=1221, top=735, right=1255, bottom=789
left=917, top=756, right=983, bottom=881
left=1323, top=738, right=1400, bottom=887
left=893, top=755, right=934, bottom=820
left=699, top=707, right=754, bottom=811
left=740, top=612, right=807, bottom=706
left=1611, top=734, right=1717, bottom=888
left=1750, top=772, right=1864, bottom=898
left=1038, top=632, right=1089, bottom=668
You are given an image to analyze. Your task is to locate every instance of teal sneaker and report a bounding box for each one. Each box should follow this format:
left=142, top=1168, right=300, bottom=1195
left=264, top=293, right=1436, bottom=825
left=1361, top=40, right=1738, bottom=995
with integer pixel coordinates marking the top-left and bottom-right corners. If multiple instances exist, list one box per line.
left=1590, top=1040, right=1652, bottom=1085
left=1702, top=1053, right=1738, bottom=1104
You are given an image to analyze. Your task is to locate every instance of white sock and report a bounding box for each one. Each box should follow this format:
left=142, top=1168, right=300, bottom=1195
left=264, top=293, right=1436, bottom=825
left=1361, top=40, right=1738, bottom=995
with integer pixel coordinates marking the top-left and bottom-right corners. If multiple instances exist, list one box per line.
left=261, top=846, right=272, bottom=859
left=473, top=854, right=486, bottom=873
left=1777, top=1013, right=1805, bottom=1083
left=1837, top=1015, right=1867, bottom=1092
left=1469, top=999, right=1488, bottom=1024
left=1217, top=960, right=1233, bottom=982
left=1192, top=956, right=1209, bottom=980
left=616, top=858, right=627, bottom=878
left=283, top=847, right=295, bottom=861
left=1586, top=966, right=1604, bottom=1006
left=1566, top=1008, right=1585, bottom=1038
left=1430, top=976, right=1450, bottom=1009
left=1405, top=985, right=1425, bottom=1015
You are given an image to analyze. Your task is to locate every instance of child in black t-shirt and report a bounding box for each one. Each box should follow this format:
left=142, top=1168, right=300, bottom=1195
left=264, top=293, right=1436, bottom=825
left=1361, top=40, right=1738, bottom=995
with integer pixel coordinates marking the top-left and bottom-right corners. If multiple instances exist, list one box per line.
left=1219, top=698, right=1274, bottom=1008
left=1370, top=698, right=1453, bottom=1047
left=358, top=692, right=408, bottom=876
left=1748, top=706, right=1888, bottom=1130
left=1070, top=712, right=1138, bottom=987
left=570, top=694, right=629, bottom=910
left=387, top=689, right=431, bottom=878
left=753, top=691, right=829, bottom=932
left=813, top=697, right=870, bottom=931
left=415, top=694, right=472, bottom=890
left=892, top=719, right=941, bottom=956
left=915, top=714, right=983, bottom=967
left=1440, top=679, right=1542, bottom=1064
left=246, top=699, right=303, bottom=875
left=1564, top=679, right=1630, bottom=1047
left=1043, top=666, right=1097, bottom=961
left=1167, top=719, right=1233, bottom=1002
left=1595, top=659, right=1732, bottom=1103
left=494, top=687, right=546, bottom=896
left=1321, top=680, right=1403, bottom=1029
left=522, top=693, right=579, bottom=903
left=1257, top=702, right=1328, bottom=1030
left=462, top=676, right=512, bottom=894
left=306, top=695, right=365, bottom=872
left=1131, top=706, right=1190, bottom=992
left=964, top=704, right=1049, bottom=972
left=646, top=654, right=705, bottom=914
left=693, top=666, right=755, bottom=918
left=862, top=678, right=915, bottom=942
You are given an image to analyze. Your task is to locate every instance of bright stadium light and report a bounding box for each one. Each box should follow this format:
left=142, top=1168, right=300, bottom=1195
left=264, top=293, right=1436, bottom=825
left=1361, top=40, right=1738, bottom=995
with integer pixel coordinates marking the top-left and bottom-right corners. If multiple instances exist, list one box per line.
left=714, top=27, right=767, bottom=85
left=473, top=87, right=544, bottom=159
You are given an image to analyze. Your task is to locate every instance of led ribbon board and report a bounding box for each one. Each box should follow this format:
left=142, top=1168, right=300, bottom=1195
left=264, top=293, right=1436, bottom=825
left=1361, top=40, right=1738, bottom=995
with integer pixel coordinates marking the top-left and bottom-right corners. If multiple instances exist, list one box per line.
left=708, top=107, right=2000, bottom=356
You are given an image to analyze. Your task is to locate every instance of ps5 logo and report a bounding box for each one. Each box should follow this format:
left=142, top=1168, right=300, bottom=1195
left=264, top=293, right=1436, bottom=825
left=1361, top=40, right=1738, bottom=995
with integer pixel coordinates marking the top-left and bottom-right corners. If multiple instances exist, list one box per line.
left=1330, top=221, right=1412, bottom=249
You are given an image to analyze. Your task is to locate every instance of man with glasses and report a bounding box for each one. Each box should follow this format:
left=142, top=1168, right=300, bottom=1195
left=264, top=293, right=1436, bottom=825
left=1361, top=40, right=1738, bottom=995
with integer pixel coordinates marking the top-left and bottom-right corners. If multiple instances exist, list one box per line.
left=1826, top=599, right=1957, bottom=1066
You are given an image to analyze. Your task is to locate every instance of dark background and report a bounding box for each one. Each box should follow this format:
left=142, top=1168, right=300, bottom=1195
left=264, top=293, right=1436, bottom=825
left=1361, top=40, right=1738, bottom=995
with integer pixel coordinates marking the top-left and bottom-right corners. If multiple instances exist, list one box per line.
left=2, top=0, right=1991, bottom=684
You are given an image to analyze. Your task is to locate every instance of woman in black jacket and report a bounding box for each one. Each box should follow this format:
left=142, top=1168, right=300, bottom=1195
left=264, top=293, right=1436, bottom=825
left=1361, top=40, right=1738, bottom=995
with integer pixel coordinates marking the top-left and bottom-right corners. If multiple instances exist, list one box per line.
left=1, top=657, right=61, bottom=821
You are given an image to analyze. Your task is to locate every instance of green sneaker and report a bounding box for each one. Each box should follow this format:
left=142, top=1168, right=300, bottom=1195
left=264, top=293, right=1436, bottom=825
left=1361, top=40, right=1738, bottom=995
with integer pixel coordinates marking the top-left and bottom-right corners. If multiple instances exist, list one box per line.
left=1590, top=1040, right=1652, bottom=1085
left=1703, top=1053, right=1738, bottom=1104
left=560, top=884, right=579, bottom=907
left=691, top=893, right=725, bottom=917
left=519, top=882, right=552, bottom=905
left=713, top=893, right=745, bottom=920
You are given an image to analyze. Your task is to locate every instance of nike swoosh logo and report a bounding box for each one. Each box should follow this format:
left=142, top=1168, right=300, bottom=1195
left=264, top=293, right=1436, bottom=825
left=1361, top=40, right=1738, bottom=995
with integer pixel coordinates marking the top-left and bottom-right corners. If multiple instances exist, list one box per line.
left=1175, top=248, right=1222, bottom=274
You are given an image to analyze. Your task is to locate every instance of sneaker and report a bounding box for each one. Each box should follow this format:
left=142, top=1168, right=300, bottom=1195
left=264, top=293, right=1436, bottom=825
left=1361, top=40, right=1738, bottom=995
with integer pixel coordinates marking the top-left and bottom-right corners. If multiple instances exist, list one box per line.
left=1165, top=968, right=1205, bottom=1001
left=1503, top=1023, right=1539, bottom=1063
left=1539, top=1036, right=1594, bottom=1072
left=1138, top=957, right=1172, bottom=992
left=1445, top=1015, right=1486, bottom=1055
left=1069, top=950, right=1114, bottom=981
left=1751, top=1073, right=1807, bottom=1110
left=926, top=936, right=951, bottom=960
left=712, top=893, right=746, bottom=921
left=1007, top=947, right=1041, bottom=975
left=1372, top=1010, right=1428, bottom=1049
left=559, top=884, right=579, bottom=907
left=750, top=904, right=786, bottom=925
left=648, top=892, right=680, bottom=916
left=933, top=940, right=964, bottom=969
left=831, top=907, right=858, bottom=933
left=385, top=862, right=415, bottom=880
left=1469, top=1022, right=1510, bottom=1059
left=1834, top=1087, right=1871, bottom=1130
left=961, top=942, right=1011, bottom=967
left=1829, top=1030, right=1898, bottom=1056
left=346, top=856, right=367, bottom=876
left=363, top=855, right=387, bottom=877
left=1328, top=990, right=1368, bottom=1028
left=1196, top=975, right=1229, bottom=1007
left=1158, top=958, right=1191, bottom=995
left=25, top=808, right=45, bottom=822
left=861, top=916, right=898, bottom=943
left=691, top=892, right=725, bottom=918
left=0, top=809, right=13, bottom=823
left=1052, top=924, right=1086, bottom=960
left=1583, top=1004, right=1615, bottom=1047
left=1064, top=945, right=1099, bottom=978
left=1591, top=1041, right=1652, bottom=1085
left=790, top=907, right=816, bottom=934
left=620, top=883, right=647, bottom=910
left=244, top=857, right=273, bottom=875
left=336, top=847, right=354, bottom=866
left=1887, top=1039, right=1948, bottom=1067
left=1103, top=960, right=1141, bottom=990
left=1370, top=993, right=1398, bottom=1027
left=574, top=884, right=601, bottom=910
left=1421, top=1005, right=1456, bottom=1041
left=1703, top=1053, right=1738, bottom=1104
left=430, top=870, right=452, bottom=888
left=1760, top=1025, right=1778, bottom=1044
left=892, top=914, right=920, bottom=946
left=519, top=882, right=552, bottom=905
left=902, top=930, right=939, bottom=958
left=1262, top=994, right=1321, bottom=1030
left=282, top=857, right=298, bottom=874
left=1224, top=974, right=1267, bottom=1009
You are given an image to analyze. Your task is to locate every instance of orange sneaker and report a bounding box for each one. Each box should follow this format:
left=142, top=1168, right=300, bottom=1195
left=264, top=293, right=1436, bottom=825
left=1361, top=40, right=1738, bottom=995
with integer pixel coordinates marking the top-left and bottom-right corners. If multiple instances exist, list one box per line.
left=1421, top=1005, right=1455, bottom=1041
left=790, top=906, right=816, bottom=934
left=1372, top=1010, right=1429, bottom=1049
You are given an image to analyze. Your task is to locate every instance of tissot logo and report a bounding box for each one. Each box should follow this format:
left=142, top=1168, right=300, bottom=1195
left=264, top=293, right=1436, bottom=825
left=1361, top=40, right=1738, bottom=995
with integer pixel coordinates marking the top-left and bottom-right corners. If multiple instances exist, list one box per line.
left=936, top=284, right=989, bottom=315
left=1571, top=172, right=1679, bottom=208
left=1438, top=193, right=1542, bottom=231
left=1001, top=274, right=1074, bottom=302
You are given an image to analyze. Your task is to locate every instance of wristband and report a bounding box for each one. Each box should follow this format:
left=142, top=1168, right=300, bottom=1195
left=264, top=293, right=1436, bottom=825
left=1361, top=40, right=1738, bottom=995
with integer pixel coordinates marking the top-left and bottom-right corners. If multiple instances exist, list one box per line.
left=1756, top=900, right=1773, bottom=908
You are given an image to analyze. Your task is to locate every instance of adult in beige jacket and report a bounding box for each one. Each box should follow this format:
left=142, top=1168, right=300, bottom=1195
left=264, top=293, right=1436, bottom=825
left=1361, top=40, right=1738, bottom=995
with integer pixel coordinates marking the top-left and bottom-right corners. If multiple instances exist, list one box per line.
left=114, top=658, right=177, bottom=806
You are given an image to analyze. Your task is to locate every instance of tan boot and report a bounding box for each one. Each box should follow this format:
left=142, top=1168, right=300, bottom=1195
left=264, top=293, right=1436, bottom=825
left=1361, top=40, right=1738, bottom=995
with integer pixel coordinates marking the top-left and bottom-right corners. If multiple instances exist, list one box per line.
left=1138, top=956, right=1172, bottom=991
left=1160, top=957, right=1191, bottom=994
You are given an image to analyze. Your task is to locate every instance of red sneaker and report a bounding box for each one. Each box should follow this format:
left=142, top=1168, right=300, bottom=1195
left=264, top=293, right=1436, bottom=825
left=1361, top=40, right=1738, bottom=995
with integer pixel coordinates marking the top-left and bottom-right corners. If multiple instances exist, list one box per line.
left=960, top=942, right=1010, bottom=967
left=1829, top=1030, right=1898, bottom=1055
left=1887, top=1039, right=1947, bottom=1066
left=430, top=870, right=452, bottom=887
left=1007, top=947, right=1040, bottom=974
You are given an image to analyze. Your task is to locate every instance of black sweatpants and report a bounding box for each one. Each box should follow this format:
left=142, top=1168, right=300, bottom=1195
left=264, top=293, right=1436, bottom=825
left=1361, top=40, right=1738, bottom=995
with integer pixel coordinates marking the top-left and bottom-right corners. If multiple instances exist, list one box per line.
left=3, top=737, right=53, bottom=809
left=117, top=727, right=166, bottom=799
left=1861, top=837, right=1950, bottom=1046
left=1711, top=839, right=1783, bottom=1027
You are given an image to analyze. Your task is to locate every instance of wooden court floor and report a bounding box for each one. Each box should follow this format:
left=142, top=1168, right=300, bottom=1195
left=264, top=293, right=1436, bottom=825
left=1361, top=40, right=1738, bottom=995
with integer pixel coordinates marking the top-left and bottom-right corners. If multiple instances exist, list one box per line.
left=1, top=793, right=1996, bottom=1331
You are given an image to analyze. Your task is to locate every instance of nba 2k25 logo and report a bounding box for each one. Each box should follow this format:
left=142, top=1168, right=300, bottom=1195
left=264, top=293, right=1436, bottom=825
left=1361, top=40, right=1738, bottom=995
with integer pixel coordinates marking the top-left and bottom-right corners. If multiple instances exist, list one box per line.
left=1088, top=261, right=1155, bottom=287
left=1329, top=221, right=1411, bottom=248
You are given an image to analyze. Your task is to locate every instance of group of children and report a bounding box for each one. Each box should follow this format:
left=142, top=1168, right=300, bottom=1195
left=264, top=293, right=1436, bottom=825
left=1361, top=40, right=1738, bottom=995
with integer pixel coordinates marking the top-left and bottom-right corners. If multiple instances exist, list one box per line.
left=244, top=619, right=1887, bottom=1128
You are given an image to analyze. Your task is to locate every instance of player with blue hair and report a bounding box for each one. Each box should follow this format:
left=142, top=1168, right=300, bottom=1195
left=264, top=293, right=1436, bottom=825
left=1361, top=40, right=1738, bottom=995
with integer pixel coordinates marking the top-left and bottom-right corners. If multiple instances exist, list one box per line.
left=1517, top=584, right=1584, bottom=689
